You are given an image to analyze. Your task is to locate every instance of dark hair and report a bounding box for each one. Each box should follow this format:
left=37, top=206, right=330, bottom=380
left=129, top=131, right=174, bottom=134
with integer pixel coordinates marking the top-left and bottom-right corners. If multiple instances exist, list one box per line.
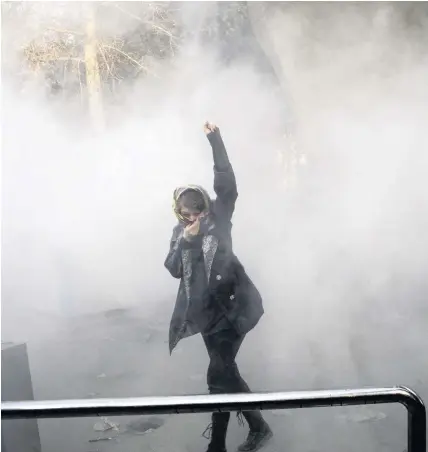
left=178, top=189, right=206, bottom=212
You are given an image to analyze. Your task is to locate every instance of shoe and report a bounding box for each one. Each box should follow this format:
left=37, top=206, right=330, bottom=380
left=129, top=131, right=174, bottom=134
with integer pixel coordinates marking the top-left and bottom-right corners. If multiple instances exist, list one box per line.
left=203, top=412, right=230, bottom=452
left=237, top=425, right=273, bottom=452
left=206, top=445, right=227, bottom=452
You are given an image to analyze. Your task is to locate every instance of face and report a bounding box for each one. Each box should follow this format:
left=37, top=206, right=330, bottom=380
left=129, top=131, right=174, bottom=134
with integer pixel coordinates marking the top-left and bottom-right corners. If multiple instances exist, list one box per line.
left=180, top=207, right=203, bottom=224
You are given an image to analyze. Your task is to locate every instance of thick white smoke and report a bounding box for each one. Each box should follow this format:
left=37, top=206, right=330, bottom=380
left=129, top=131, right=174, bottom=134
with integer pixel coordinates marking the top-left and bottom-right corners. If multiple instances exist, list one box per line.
left=2, top=3, right=428, bottom=452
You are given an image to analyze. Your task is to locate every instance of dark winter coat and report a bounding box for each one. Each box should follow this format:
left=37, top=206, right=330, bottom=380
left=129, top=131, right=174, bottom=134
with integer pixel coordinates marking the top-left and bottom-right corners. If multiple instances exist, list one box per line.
left=164, top=129, right=264, bottom=353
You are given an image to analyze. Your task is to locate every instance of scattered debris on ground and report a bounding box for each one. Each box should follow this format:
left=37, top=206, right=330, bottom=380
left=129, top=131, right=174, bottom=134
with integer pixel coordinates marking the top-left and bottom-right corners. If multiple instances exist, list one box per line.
left=88, top=436, right=119, bottom=443
left=93, top=417, right=120, bottom=432
left=126, top=416, right=165, bottom=435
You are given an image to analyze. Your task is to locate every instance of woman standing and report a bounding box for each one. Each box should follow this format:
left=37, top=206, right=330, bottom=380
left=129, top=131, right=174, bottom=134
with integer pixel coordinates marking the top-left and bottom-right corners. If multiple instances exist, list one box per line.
left=165, top=122, right=272, bottom=452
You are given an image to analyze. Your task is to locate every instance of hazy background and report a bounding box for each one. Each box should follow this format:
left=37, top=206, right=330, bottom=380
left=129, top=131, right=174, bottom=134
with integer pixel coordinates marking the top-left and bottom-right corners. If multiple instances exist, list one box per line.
left=2, top=2, right=428, bottom=452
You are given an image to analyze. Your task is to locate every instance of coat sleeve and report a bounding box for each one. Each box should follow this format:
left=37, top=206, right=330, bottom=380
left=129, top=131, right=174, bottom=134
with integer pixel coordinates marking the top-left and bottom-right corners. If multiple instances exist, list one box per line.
left=164, top=227, right=201, bottom=278
left=164, top=227, right=184, bottom=278
left=206, top=129, right=238, bottom=221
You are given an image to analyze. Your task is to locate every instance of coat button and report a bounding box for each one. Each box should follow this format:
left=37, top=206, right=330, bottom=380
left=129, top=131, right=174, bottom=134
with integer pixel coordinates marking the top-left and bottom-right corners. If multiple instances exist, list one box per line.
left=216, top=275, right=222, bottom=281
left=230, top=295, right=235, bottom=300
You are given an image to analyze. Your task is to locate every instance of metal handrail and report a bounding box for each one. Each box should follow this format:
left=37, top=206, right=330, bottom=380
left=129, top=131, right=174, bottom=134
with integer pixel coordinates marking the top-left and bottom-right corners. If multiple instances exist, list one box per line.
left=2, top=386, right=426, bottom=452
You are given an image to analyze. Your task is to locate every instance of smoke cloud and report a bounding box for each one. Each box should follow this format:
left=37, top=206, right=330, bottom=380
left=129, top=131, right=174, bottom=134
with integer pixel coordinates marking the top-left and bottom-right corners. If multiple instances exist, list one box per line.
left=2, top=3, right=428, bottom=452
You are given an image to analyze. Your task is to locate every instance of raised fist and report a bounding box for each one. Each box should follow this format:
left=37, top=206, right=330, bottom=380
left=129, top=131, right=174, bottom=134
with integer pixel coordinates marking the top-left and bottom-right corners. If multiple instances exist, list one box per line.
left=204, top=121, right=218, bottom=135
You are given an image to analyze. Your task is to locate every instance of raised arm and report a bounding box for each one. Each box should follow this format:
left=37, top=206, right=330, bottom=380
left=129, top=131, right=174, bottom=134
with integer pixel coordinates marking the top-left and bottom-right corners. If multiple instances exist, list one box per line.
left=204, top=122, right=238, bottom=220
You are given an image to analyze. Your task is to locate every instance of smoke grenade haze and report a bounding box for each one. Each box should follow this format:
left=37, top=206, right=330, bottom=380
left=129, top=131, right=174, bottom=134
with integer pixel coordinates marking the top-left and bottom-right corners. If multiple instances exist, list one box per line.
left=1, top=2, right=428, bottom=452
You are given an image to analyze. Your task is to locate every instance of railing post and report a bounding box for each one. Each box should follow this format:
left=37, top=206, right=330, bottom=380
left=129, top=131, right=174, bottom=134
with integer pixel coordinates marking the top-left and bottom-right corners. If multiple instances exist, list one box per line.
left=398, top=386, right=427, bottom=452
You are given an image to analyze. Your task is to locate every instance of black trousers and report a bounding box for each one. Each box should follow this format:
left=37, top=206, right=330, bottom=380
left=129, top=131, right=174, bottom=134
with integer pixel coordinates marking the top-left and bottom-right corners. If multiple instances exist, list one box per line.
left=203, top=328, right=250, bottom=394
left=202, top=329, right=266, bottom=446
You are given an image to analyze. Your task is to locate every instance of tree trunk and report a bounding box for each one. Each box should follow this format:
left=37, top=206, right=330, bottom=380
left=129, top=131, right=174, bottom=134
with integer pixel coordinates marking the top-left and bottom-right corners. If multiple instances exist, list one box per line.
left=84, top=3, right=104, bottom=133
left=247, top=2, right=304, bottom=190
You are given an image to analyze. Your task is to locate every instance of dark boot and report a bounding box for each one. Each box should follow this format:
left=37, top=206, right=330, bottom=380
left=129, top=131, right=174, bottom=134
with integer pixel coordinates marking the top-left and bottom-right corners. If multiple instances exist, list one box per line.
left=237, top=411, right=273, bottom=452
left=204, top=412, right=230, bottom=452
left=207, top=444, right=227, bottom=452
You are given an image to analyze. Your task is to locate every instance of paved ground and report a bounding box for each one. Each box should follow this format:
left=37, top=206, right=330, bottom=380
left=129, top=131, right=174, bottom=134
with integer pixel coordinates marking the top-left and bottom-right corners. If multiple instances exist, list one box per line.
left=9, top=306, right=426, bottom=452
